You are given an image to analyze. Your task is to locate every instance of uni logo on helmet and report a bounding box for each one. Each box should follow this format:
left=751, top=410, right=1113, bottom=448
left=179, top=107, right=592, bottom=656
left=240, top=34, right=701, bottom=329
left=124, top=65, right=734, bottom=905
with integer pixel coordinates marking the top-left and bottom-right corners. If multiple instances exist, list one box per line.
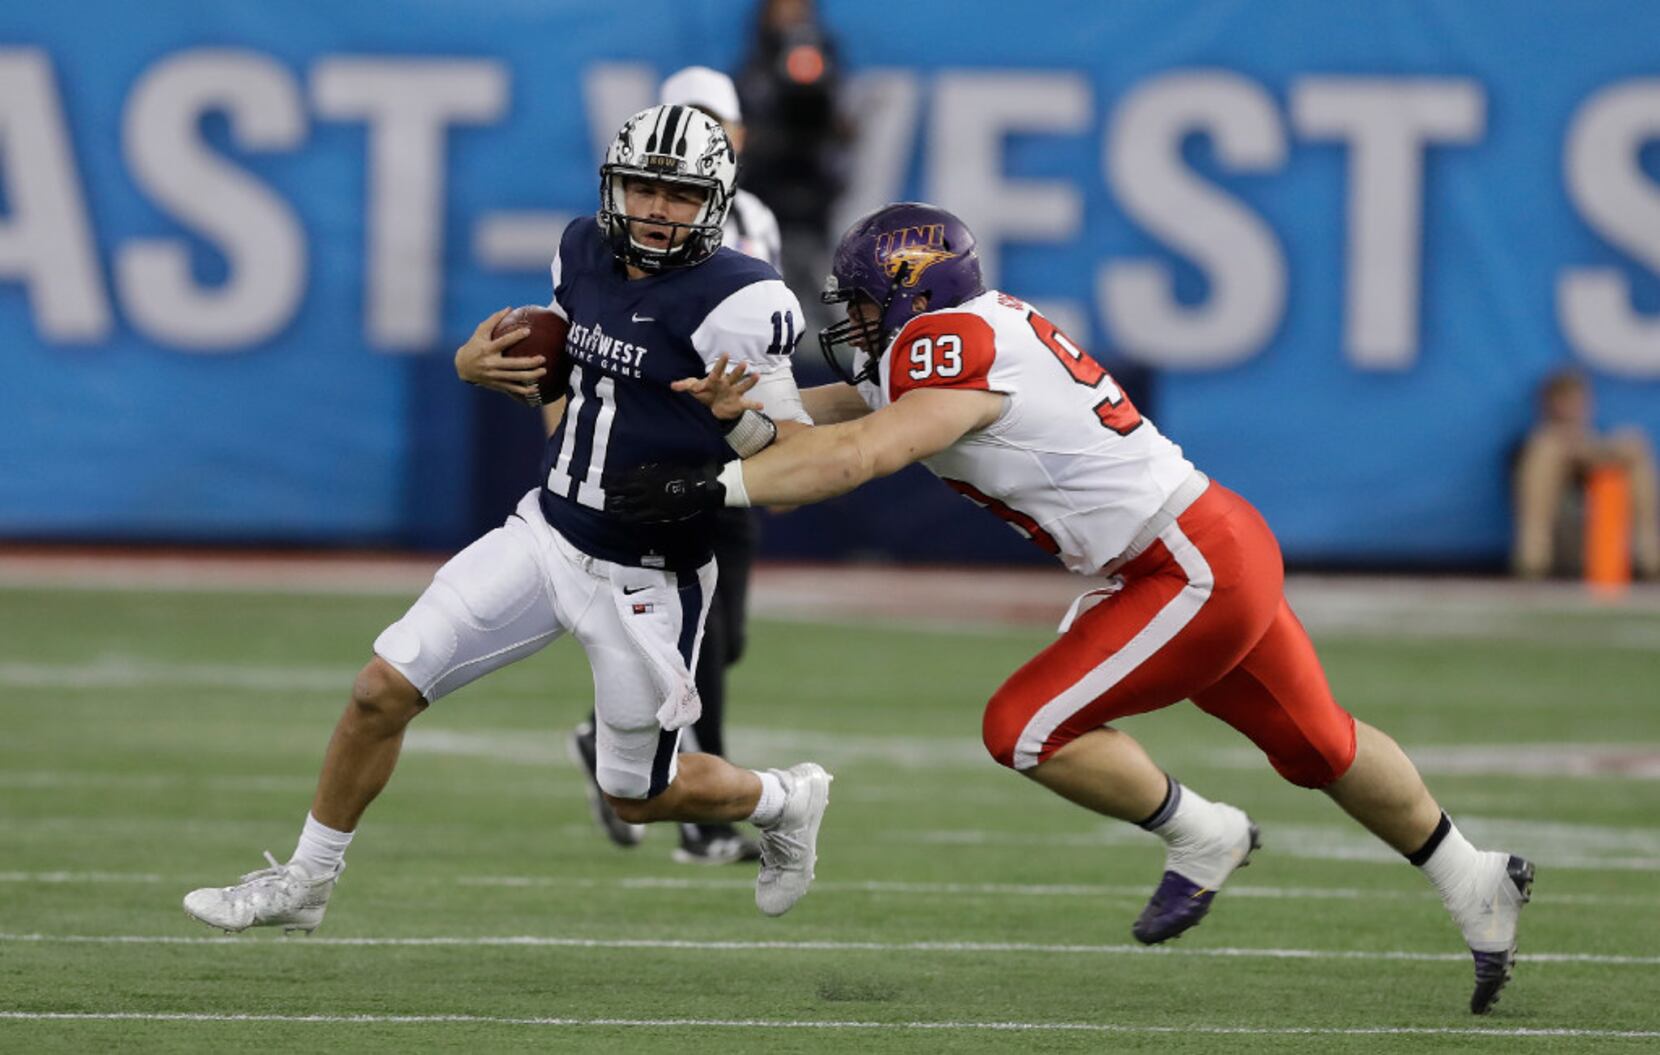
left=875, top=224, right=957, bottom=288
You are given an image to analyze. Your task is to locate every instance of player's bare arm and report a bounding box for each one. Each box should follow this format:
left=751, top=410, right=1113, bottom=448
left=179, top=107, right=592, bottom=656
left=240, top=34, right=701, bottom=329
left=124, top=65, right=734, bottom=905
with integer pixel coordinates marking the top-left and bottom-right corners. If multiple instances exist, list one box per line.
left=740, top=387, right=1000, bottom=504
left=672, top=369, right=864, bottom=435
left=454, top=307, right=547, bottom=401
left=801, top=382, right=873, bottom=424
left=608, top=387, right=1001, bottom=521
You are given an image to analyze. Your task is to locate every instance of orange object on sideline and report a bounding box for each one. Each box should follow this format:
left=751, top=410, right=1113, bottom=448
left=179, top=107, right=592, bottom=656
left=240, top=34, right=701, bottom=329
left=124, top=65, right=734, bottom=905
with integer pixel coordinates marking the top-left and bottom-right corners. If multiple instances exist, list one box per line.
left=1585, top=465, right=1632, bottom=595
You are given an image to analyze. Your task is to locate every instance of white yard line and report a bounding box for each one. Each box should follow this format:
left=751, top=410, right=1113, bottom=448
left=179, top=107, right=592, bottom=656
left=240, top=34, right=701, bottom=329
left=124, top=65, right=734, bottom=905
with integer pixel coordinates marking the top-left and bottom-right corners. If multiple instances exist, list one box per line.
left=0, top=554, right=440, bottom=596
left=0, top=769, right=573, bottom=799
left=1208, top=743, right=1660, bottom=780
left=0, top=1011, right=1654, bottom=1039
left=878, top=824, right=1660, bottom=873
left=1, top=870, right=1652, bottom=908
left=5, top=553, right=1660, bottom=631
left=0, top=658, right=353, bottom=694
left=454, top=874, right=1660, bottom=908
left=0, top=872, right=168, bottom=884
left=3, top=932, right=1656, bottom=966
left=3, top=798, right=1657, bottom=873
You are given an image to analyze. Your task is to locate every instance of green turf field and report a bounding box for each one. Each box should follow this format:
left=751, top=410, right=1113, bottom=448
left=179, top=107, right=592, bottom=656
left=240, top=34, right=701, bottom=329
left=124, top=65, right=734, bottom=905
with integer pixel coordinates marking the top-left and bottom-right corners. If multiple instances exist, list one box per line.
left=2, top=582, right=1658, bottom=1052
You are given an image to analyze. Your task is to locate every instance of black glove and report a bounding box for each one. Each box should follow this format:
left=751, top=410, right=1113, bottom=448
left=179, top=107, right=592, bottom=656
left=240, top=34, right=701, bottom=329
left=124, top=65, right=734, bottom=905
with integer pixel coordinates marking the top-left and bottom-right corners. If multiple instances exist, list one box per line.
left=605, top=462, right=725, bottom=522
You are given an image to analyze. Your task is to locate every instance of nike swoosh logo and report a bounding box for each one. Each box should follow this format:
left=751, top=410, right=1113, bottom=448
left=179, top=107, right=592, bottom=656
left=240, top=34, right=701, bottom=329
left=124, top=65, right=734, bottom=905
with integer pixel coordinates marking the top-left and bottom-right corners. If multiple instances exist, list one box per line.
left=632, top=313, right=654, bottom=323
left=622, top=585, right=649, bottom=595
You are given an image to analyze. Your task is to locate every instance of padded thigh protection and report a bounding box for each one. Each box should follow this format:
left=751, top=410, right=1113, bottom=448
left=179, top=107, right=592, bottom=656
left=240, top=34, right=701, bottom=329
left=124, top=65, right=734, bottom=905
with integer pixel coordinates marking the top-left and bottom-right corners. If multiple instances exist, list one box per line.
left=373, top=517, right=562, bottom=702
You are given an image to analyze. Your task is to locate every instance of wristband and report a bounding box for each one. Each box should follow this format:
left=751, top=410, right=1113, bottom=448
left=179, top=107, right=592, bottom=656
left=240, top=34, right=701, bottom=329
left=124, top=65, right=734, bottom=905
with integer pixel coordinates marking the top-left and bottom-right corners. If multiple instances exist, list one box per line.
left=717, top=461, right=751, bottom=507
left=721, top=409, right=777, bottom=458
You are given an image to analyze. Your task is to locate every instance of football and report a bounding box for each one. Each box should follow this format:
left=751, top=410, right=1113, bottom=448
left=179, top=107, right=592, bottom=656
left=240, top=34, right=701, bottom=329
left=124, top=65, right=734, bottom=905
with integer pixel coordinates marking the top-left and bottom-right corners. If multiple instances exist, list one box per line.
left=491, top=305, right=571, bottom=407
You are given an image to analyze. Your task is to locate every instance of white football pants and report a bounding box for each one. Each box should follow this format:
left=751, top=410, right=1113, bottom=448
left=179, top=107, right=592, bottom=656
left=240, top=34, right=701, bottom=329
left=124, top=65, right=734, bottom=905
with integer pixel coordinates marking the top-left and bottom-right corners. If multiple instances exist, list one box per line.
left=373, top=489, right=715, bottom=799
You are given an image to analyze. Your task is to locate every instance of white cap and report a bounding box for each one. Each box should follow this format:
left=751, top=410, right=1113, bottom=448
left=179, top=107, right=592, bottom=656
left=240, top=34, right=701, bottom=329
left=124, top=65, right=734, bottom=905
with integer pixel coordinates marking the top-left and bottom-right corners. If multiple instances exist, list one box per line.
left=660, top=66, right=742, bottom=125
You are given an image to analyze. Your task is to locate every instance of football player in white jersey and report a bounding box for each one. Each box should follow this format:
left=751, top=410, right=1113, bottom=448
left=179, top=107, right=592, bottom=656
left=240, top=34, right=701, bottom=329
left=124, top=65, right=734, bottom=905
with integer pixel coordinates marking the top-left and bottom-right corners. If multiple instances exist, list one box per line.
left=610, top=202, right=1535, bottom=1015
left=563, top=66, right=788, bottom=865
left=180, top=107, right=833, bottom=936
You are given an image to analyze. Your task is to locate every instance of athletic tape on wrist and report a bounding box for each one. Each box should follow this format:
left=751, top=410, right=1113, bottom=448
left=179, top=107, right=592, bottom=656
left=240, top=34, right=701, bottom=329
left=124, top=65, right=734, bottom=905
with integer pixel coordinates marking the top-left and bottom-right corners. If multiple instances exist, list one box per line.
left=722, top=409, right=777, bottom=458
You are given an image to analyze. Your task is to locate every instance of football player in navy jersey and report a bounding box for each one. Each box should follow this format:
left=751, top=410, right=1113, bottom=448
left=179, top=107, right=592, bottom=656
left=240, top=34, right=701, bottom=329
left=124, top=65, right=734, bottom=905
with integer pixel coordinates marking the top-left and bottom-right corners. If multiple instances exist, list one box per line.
left=181, top=106, right=831, bottom=935
left=546, top=67, right=787, bottom=865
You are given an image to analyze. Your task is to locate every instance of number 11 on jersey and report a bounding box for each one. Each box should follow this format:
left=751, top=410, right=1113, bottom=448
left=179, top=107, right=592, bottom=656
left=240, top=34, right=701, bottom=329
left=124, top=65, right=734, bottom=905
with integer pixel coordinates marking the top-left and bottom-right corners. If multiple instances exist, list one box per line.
left=547, top=364, right=618, bottom=509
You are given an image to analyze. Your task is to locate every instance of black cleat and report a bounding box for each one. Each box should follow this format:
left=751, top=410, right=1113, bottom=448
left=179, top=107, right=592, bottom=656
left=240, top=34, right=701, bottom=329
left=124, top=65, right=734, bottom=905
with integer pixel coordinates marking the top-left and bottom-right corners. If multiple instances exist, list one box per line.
left=673, top=822, right=762, bottom=865
left=567, top=722, right=645, bottom=848
left=1469, top=855, right=1534, bottom=1014
left=1132, top=820, right=1260, bottom=945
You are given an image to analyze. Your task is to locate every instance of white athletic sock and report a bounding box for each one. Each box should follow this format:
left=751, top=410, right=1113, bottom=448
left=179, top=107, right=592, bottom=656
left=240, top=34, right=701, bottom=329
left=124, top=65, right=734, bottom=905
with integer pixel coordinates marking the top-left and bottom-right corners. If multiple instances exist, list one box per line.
left=1417, top=820, right=1483, bottom=911
left=1150, top=782, right=1224, bottom=848
left=289, top=812, right=354, bottom=878
left=746, top=770, right=787, bottom=827
left=1149, top=783, right=1250, bottom=889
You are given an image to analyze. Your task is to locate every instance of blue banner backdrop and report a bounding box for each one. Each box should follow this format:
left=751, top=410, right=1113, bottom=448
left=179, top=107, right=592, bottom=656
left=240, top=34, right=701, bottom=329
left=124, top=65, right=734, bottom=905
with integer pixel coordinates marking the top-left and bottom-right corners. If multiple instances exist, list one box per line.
left=2, top=1, right=1657, bottom=562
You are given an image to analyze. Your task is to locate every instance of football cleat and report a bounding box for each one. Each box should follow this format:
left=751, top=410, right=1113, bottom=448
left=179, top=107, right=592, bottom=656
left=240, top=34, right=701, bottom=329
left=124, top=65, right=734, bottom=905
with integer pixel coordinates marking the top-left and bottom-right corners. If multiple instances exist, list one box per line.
left=1132, top=807, right=1260, bottom=944
left=568, top=721, right=645, bottom=848
left=182, top=852, right=339, bottom=935
left=754, top=763, right=832, bottom=917
left=674, top=822, right=762, bottom=865
left=1465, top=854, right=1535, bottom=1014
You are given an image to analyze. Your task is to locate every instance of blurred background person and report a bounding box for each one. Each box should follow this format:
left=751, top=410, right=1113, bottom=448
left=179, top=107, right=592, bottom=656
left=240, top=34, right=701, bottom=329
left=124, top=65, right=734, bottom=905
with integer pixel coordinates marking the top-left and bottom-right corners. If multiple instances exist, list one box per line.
left=661, top=65, right=783, bottom=273
left=735, top=0, right=852, bottom=336
left=1512, top=368, right=1660, bottom=580
left=568, top=65, right=785, bottom=866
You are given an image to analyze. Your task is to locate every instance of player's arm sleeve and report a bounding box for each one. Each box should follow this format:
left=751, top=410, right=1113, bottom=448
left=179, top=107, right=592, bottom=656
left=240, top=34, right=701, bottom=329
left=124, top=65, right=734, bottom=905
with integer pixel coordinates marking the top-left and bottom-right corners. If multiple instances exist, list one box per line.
left=691, top=279, right=811, bottom=424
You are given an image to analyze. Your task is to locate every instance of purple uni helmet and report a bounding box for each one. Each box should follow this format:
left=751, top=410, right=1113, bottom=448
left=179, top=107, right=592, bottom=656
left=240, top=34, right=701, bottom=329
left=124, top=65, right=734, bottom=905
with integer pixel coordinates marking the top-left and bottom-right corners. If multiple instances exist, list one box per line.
left=819, top=202, right=984, bottom=385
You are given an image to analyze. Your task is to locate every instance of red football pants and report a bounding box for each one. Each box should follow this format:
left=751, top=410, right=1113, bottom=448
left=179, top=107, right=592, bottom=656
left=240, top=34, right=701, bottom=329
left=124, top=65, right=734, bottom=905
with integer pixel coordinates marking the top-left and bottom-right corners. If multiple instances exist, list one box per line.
left=982, top=482, right=1357, bottom=788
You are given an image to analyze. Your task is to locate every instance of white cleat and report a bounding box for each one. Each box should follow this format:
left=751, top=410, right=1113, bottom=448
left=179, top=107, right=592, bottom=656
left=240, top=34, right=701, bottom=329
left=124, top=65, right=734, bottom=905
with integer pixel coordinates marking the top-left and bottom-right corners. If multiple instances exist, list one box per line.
left=754, top=763, right=832, bottom=917
left=182, top=852, right=340, bottom=935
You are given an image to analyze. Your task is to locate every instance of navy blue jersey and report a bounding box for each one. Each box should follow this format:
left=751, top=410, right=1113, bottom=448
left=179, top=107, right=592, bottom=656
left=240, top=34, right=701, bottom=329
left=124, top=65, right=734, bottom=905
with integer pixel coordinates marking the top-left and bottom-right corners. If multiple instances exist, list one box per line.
left=538, top=217, right=803, bottom=571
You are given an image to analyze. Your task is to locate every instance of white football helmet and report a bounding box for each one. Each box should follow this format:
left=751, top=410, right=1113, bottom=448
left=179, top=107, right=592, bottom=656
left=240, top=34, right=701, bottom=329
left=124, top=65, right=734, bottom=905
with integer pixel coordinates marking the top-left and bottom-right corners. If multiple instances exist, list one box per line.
left=598, top=105, right=737, bottom=272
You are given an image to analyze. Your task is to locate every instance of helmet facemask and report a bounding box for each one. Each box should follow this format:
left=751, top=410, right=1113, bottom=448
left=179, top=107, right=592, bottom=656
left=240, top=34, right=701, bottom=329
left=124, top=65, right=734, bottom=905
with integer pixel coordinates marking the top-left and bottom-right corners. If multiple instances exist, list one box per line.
left=819, top=269, right=910, bottom=386
left=601, top=170, right=724, bottom=272
left=598, top=105, right=737, bottom=272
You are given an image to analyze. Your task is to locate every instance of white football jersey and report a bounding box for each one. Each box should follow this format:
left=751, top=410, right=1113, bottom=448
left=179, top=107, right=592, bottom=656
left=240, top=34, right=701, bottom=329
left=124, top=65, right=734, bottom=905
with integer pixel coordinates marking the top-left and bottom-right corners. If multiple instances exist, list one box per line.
left=861, top=289, right=1195, bottom=574
left=723, top=189, right=783, bottom=271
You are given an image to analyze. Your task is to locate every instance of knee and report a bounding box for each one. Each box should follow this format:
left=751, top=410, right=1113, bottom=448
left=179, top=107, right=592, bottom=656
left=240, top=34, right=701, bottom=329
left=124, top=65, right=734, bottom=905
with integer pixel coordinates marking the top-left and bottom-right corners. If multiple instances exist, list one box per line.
left=981, top=689, right=1027, bottom=770
left=349, top=658, right=424, bottom=731
left=596, top=766, right=653, bottom=804
left=1270, top=717, right=1358, bottom=789
left=1515, top=432, right=1576, bottom=487
left=601, top=774, right=660, bottom=825
left=1609, top=428, right=1655, bottom=466
left=605, top=794, right=652, bottom=825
